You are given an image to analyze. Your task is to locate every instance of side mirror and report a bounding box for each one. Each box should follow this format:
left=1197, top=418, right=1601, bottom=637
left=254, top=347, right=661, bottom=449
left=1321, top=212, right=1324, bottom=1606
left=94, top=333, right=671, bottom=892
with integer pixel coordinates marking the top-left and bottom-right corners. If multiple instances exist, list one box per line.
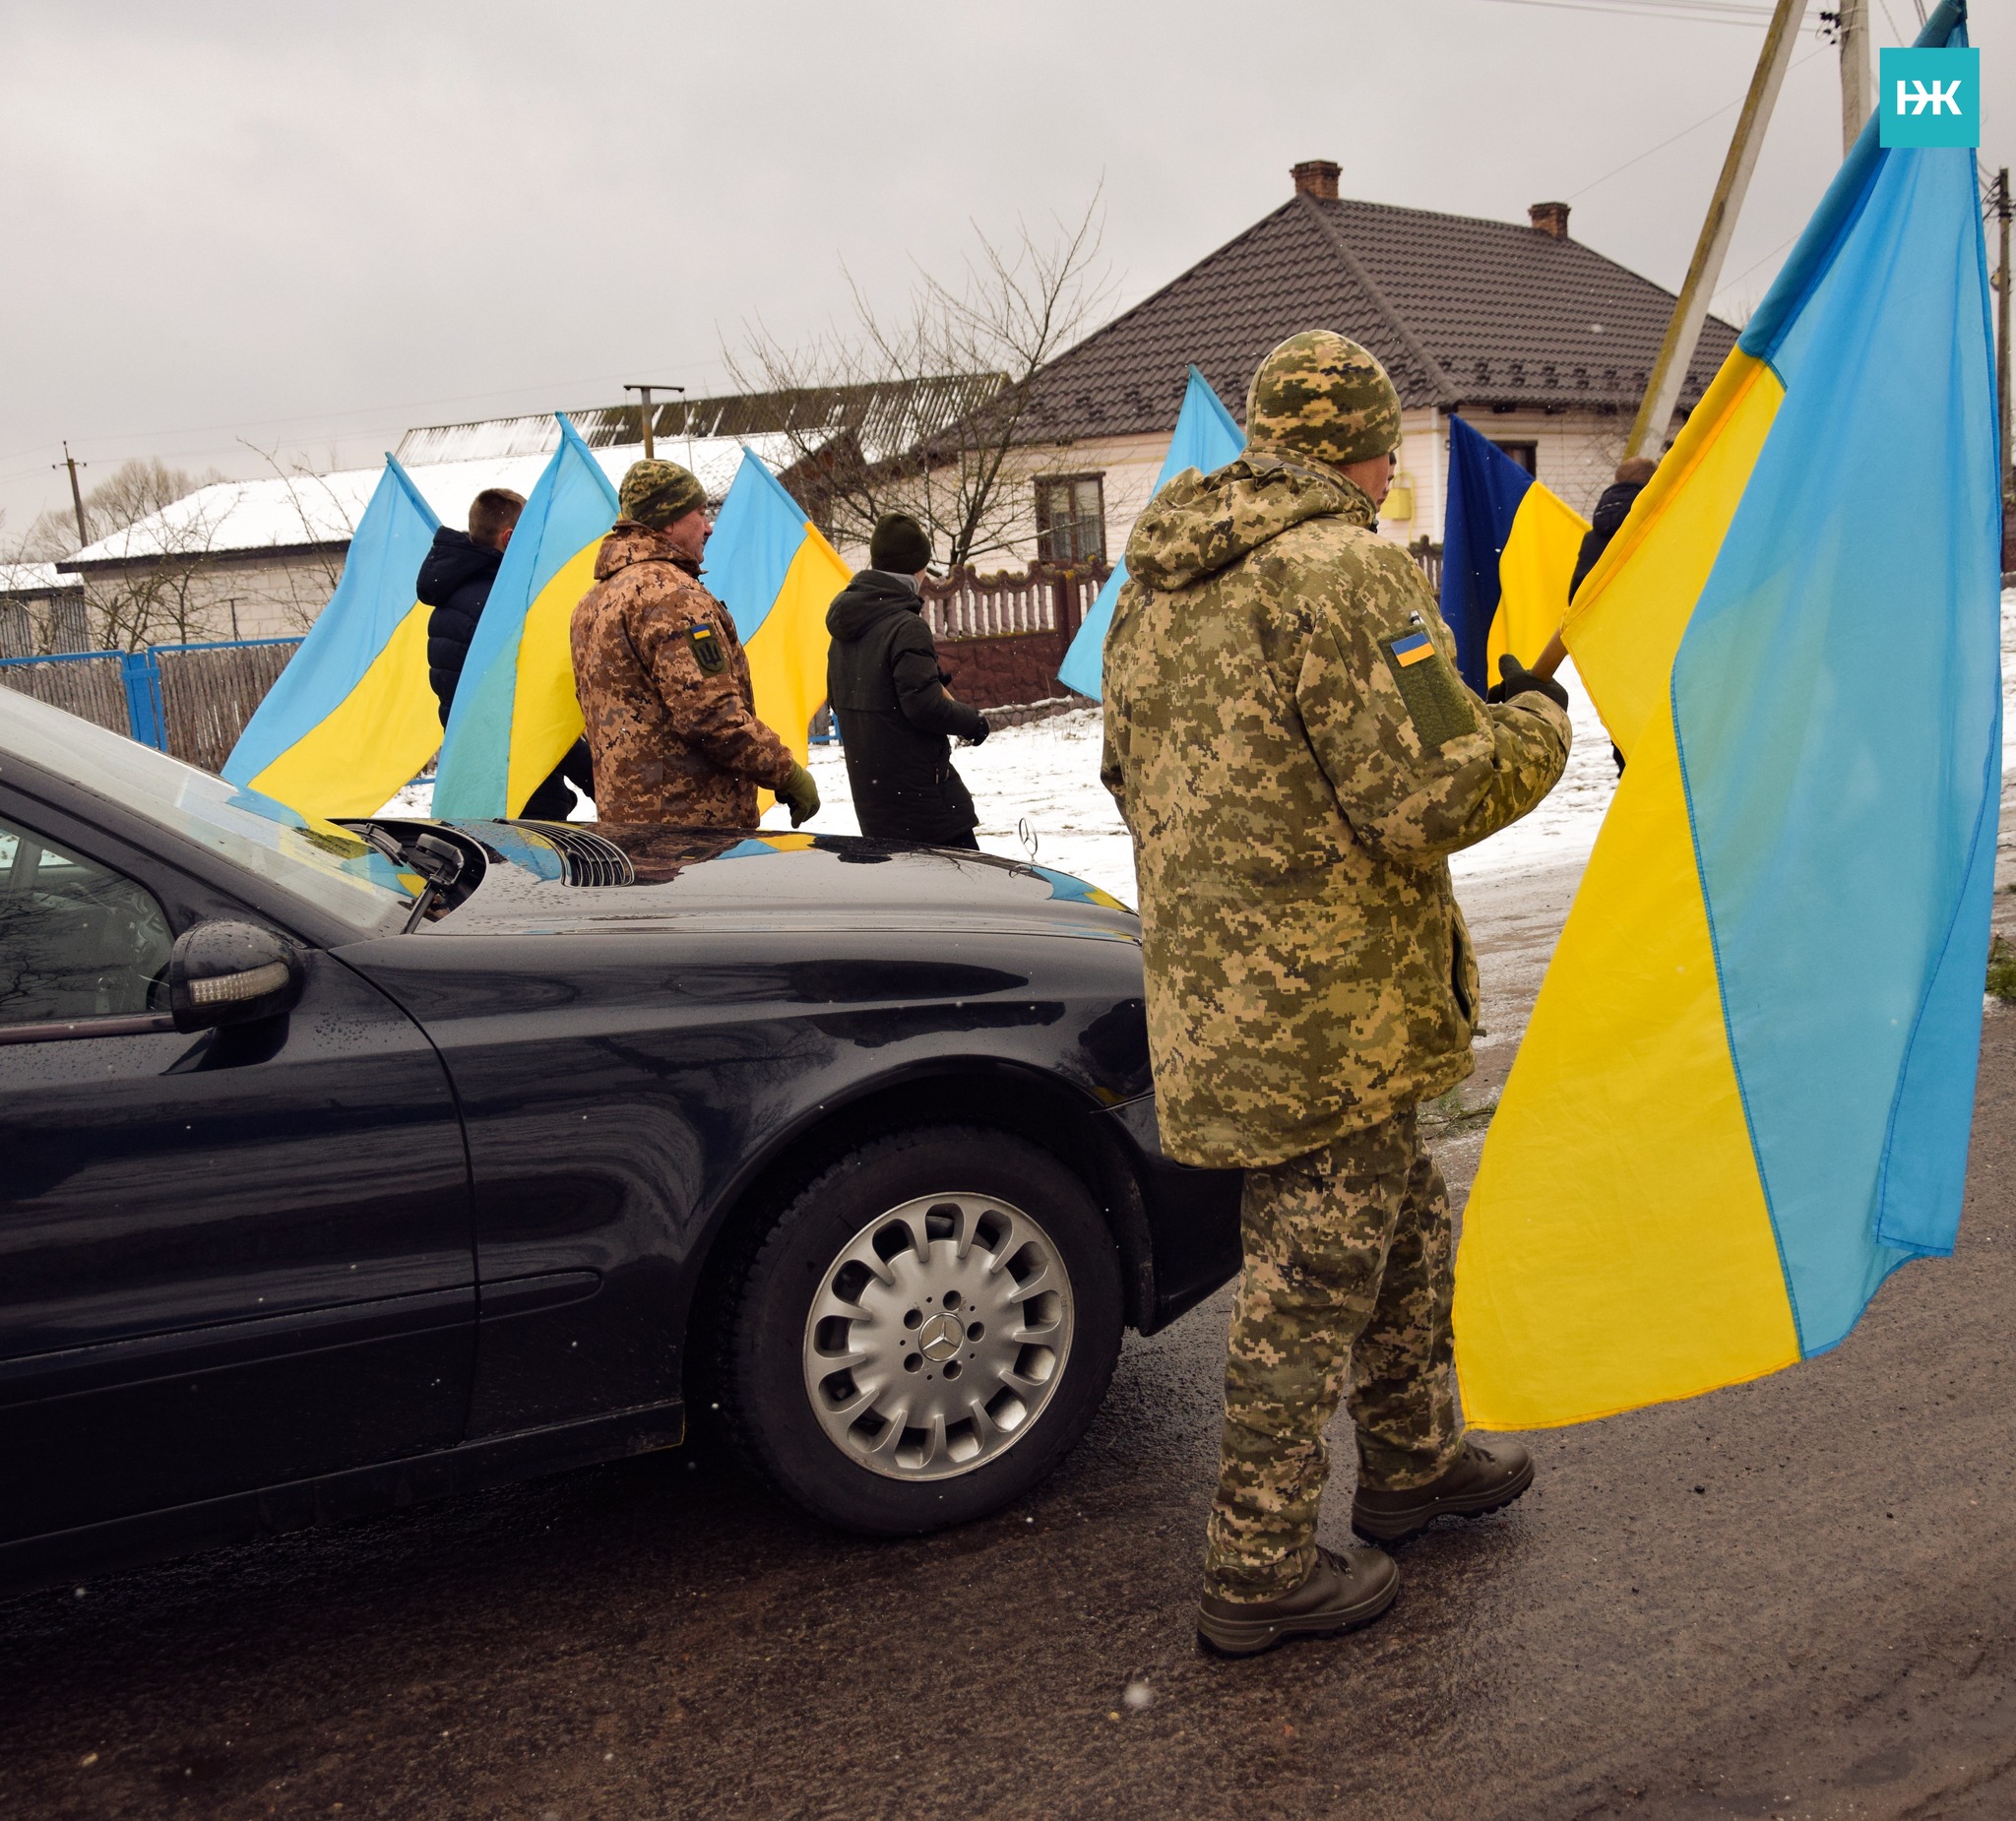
left=168, top=921, right=304, bottom=1033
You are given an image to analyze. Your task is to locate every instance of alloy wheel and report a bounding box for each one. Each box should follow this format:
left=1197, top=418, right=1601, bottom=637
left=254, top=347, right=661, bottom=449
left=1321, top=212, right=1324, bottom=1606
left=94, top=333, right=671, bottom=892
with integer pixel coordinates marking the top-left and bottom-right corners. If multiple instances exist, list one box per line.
left=801, top=1191, right=1076, bottom=1481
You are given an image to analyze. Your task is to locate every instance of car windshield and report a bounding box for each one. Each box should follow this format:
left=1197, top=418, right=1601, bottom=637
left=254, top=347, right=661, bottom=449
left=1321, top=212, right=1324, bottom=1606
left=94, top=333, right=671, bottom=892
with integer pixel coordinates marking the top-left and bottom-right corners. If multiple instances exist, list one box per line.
left=0, top=687, right=416, bottom=933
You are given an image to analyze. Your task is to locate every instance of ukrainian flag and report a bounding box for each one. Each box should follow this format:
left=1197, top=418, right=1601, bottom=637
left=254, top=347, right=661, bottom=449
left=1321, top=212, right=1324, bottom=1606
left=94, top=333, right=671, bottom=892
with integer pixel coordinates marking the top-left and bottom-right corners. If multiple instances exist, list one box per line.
left=433, top=415, right=616, bottom=818
left=221, top=457, right=441, bottom=818
left=702, top=448, right=849, bottom=779
left=1057, top=366, right=1243, bottom=701
left=1440, top=413, right=1589, bottom=693
left=1455, top=0, right=1999, bottom=1429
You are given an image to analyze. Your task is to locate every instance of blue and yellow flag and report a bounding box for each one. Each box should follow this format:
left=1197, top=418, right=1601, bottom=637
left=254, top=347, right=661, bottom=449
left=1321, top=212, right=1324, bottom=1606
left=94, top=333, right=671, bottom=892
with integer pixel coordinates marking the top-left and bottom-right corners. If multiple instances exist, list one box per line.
left=221, top=457, right=440, bottom=817
left=1455, top=0, right=1999, bottom=1429
left=1439, top=413, right=1589, bottom=692
left=434, top=415, right=617, bottom=818
left=1057, top=367, right=1243, bottom=701
left=702, top=449, right=848, bottom=777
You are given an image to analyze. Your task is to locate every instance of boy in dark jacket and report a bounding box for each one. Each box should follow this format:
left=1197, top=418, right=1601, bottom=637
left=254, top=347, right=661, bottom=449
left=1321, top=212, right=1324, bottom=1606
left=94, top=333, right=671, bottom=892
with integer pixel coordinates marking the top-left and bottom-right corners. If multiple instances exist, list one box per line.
left=825, top=513, right=989, bottom=847
left=1568, top=456, right=1657, bottom=596
left=417, top=485, right=593, bottom=820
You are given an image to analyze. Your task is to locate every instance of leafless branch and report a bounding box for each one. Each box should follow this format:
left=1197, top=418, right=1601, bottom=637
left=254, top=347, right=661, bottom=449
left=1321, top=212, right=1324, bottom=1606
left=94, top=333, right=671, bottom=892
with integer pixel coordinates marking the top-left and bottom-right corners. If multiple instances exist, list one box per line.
left=724, top=190, right=1114, bottom=567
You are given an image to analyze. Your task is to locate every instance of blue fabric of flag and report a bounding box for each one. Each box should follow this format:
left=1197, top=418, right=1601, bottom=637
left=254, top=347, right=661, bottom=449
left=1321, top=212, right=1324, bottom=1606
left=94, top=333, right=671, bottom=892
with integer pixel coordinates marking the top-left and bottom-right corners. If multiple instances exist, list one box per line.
left=1671, top=0, right=1998, bottom=1350
left=1056, top=367, right=1243, bottom=701
left=222, top=457, right=438, bottom=785
left=433, top=414, right=617, bottom=817
left=702, top=454, right=807, bottom=642
left=1440, top=415, right=1535, bottom=692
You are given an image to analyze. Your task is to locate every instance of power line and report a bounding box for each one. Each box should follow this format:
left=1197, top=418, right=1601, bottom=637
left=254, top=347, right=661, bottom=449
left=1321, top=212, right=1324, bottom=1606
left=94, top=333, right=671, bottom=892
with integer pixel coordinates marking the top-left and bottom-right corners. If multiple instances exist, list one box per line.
left=1568, top=41, right=1829, bottom=199
left=1711, top=226, right=1804, bottom=304
left=1477, top=0, right=1819, bottom=24
left=0, top=354, right=724, bottom=477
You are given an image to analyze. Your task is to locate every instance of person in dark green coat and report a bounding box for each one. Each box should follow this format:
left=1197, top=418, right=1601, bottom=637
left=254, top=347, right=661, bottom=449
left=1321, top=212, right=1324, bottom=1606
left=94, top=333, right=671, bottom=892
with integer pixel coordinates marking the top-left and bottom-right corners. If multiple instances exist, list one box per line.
left=824, top=514, right=990, bottom=847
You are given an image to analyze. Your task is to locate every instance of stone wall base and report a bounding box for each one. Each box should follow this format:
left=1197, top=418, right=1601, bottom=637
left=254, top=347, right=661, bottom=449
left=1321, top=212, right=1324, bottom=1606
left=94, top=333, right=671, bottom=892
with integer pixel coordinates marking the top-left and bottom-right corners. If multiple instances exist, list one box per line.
left=937, top=630, right=1073, bottom=711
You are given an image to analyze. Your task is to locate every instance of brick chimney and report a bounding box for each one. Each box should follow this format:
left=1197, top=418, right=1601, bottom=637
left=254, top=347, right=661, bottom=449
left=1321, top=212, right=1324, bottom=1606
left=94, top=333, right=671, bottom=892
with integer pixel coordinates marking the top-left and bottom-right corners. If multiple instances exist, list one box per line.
left=1292, top=159, right=1341, bottom=202
left=1529, top=201, right=1571, bottom=239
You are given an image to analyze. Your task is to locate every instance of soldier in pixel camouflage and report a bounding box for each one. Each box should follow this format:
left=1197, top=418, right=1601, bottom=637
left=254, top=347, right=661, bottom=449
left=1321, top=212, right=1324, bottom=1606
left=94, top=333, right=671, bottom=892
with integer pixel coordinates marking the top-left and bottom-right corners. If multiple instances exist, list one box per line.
left=572, top=460, right=821, bottom=831
left=1100, top=331, right=1573, bottom=1657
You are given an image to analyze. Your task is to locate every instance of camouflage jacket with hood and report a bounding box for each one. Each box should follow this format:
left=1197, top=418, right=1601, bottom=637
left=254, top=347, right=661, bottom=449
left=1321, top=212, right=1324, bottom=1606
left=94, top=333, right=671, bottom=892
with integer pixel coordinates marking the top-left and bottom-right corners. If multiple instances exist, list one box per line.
left=1101, top=454, right=1571, bottom=1169
left=570, top=521, right=795, bottom=828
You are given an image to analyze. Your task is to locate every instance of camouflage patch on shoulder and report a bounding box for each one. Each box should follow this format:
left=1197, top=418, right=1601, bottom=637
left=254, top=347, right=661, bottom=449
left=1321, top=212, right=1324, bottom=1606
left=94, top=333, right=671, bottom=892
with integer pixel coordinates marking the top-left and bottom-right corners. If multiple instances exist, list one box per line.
left=687, top=623, right=726, bottom=675
left=1380, top=630, right=1475, bottom=747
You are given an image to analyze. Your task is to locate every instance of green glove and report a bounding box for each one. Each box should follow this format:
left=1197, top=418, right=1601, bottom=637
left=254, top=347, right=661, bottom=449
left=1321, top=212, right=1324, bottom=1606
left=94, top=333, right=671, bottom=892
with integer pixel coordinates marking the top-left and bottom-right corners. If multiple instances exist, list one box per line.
left=777, top=761, right=821, bottom=828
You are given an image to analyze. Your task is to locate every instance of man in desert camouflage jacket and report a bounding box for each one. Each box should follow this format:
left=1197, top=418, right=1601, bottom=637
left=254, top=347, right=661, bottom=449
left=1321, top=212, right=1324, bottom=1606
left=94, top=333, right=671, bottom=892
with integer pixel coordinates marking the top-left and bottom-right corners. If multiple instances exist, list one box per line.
left=572, top=460, right=820, bottom=830
left=1101, top=331, right=1573, bottom=1658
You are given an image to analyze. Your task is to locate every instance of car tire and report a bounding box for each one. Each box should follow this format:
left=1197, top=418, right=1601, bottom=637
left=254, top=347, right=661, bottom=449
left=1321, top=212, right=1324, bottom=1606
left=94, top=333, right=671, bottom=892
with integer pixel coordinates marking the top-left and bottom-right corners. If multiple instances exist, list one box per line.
left=718, top=1125, right=1124, bottom=1536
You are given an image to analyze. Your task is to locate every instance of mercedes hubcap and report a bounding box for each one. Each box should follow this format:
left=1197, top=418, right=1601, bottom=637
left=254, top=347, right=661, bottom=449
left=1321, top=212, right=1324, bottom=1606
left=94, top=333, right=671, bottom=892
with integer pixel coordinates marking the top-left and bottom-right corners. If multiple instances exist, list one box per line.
left=801, top=1191, right=1076, bottom=1481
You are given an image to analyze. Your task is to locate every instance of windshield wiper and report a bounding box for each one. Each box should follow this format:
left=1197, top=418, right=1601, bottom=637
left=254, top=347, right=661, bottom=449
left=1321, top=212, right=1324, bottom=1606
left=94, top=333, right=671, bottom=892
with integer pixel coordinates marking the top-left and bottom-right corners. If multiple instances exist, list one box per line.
left=349, top=824, right=481, bottom=933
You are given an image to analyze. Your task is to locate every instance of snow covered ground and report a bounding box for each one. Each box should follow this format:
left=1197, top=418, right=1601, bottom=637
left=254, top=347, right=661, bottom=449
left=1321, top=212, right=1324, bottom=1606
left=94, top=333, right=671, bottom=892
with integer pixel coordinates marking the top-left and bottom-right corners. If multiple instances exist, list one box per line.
left=755, top=657, right=1619, bottom=909
left=387, top=591, right=2016, bottom=913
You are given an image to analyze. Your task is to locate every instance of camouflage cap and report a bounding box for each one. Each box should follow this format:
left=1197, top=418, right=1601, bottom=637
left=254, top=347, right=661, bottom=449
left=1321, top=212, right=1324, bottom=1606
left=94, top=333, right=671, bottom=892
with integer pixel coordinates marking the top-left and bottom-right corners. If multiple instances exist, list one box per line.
left=1244, top=331, right=1402, bottom=471
left=619, top=460, right=708, bottom=529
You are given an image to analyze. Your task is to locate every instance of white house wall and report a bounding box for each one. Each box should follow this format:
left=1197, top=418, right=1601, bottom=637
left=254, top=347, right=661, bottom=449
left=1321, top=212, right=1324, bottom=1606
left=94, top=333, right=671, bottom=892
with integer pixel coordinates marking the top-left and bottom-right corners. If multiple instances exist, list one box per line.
left=1006, top=403, right=1670, bottom=575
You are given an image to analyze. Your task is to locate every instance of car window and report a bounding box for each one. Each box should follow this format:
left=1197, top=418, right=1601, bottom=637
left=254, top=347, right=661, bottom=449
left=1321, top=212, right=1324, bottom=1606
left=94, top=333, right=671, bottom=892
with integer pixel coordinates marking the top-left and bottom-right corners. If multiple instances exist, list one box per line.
left=0, top=816, right=174, bottom=1026
left=0, top=687, right=412, bottom=934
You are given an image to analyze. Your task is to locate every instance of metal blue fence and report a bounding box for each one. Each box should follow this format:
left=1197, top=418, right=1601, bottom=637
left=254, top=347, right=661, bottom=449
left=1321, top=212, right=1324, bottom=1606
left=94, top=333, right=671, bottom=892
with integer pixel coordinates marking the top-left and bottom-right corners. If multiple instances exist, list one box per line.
left=0, top=636, right=303, bottom=771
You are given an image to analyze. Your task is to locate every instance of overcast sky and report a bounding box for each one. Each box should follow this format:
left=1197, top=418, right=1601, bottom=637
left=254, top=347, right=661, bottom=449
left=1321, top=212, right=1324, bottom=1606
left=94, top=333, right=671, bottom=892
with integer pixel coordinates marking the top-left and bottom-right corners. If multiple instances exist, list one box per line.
left=2, top=0, right=2008, bottom=539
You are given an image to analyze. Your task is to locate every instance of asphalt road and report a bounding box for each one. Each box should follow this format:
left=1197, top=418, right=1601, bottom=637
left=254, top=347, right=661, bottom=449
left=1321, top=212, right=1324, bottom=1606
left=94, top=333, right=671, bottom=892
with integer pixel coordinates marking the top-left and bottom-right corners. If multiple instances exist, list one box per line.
left=7, top=857, right=2016, bottom=1821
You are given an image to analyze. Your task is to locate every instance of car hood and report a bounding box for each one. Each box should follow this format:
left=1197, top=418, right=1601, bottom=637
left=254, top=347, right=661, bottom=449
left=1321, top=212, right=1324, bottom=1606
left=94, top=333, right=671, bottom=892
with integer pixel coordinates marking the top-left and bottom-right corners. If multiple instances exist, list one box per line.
left=394, top=821, right=1141, bottom=942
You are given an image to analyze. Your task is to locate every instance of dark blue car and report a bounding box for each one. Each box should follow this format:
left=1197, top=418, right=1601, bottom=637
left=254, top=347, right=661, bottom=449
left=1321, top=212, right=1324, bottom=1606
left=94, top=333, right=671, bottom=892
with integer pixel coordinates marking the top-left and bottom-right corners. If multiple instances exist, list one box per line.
left=0, top=690, right=1239, bottom=1590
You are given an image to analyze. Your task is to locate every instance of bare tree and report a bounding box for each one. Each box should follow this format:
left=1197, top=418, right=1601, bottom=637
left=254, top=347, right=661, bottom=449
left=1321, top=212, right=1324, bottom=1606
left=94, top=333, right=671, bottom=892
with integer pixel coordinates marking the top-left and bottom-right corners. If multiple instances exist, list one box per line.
left=13, top=457, right=221, bottom=563
left=1, top=459, right=235, bottom=651
left=236, top=440, right=359, bottom=634
left=725, top=193, right=1114, bottom=568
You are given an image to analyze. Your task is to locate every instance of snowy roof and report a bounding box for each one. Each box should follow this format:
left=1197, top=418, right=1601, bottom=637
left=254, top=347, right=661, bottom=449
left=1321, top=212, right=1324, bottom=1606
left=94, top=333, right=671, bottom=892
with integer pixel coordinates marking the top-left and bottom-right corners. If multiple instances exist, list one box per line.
left=0, top=562, right=84, bottom=598
left=398, top=380, right=977, bottom=471
left=64, top=432, right=801, bottom=566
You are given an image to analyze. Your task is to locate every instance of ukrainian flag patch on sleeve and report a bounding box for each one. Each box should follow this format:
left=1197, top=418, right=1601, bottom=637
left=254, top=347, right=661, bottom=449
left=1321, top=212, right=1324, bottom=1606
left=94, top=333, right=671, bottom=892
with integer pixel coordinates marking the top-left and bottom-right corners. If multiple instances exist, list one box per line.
left=687, top=623, right=727, bottom=675
left=1379, top=626, right=1476, bottom=748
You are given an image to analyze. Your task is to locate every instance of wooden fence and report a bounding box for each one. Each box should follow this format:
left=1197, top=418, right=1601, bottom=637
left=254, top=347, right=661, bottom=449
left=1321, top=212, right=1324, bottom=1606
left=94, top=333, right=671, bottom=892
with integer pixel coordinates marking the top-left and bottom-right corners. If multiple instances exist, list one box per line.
left=0, top=651, right=132, bottom=738
left=920, top=562, right=1108, bottom=643
left=0, top=637, right=302, bottom=771
left=918, top=545, right=1441, bottom=640
left=155, top=640, right=300, bottom=772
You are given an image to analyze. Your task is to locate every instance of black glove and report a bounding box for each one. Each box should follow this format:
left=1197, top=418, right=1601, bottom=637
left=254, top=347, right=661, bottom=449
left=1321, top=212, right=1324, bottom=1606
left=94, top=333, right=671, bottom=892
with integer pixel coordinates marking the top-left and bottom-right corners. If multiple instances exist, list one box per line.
left=965, top=716, right=991, bottom=747
left=1485, top=653, right=1569, bottom=710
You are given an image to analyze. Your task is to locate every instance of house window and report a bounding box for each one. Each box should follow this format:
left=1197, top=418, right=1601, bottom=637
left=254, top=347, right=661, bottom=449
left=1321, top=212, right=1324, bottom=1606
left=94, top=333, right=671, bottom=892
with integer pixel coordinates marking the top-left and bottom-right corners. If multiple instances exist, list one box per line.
left=1491, top=441, right=1538, bottom=476
left=1035, top=474, right=1106, bottom=566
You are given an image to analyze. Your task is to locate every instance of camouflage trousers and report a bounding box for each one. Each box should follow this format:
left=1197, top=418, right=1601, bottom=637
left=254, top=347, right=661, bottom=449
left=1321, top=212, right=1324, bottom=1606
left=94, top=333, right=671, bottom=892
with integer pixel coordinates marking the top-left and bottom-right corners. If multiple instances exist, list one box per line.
left=1204, top=1106, right=1463, bottom=1601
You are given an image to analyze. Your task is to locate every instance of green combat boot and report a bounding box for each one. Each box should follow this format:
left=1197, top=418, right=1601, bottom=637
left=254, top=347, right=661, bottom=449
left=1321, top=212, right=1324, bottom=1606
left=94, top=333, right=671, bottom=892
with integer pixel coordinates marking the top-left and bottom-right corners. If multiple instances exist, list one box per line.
left=1351, top=1436, right=1534, bottom=1543
left=1196, top=1544, right=1399, bottom=1658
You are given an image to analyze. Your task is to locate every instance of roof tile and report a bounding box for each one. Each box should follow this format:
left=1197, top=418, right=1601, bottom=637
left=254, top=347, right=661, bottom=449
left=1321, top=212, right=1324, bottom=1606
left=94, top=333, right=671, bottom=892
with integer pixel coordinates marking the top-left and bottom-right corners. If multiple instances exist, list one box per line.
left=1021, top=191, right=1737, bottom=441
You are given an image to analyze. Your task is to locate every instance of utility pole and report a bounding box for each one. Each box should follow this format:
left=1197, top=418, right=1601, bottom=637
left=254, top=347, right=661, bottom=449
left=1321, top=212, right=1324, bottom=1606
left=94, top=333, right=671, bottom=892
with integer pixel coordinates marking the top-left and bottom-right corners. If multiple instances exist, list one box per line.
left=1996, top=169, right=2012, bottom=510
left=622, top=383, right=686, bottom=462
left=1837, top=0, right=1873, bottom=157
left=1626, top=0, right=1803, bottom=461
left=52, top=443, right=88, bottom=549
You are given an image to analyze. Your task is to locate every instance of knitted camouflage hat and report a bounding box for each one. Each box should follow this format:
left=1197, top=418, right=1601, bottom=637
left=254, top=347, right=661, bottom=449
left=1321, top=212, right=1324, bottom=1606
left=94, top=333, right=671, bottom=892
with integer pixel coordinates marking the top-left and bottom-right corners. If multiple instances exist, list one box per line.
left=619, top=459, right=708, bottom=529
left=1244, top=331, right=1402, bottom=470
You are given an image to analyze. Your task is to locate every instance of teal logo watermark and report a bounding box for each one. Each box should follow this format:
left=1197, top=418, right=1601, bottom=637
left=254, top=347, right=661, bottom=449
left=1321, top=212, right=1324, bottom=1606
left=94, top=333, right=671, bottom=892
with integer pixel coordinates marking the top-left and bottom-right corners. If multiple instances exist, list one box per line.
left=1879, top=47, right=1980, bottom=148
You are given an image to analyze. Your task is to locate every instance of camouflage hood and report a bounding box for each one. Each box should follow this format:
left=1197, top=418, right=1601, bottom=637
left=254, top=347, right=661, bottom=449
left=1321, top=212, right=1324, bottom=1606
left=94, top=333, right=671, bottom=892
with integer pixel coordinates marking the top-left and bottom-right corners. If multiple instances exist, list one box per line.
left=1124, top=454, right=1379, bottom=595
left=595, top=520, right=698, bottom=581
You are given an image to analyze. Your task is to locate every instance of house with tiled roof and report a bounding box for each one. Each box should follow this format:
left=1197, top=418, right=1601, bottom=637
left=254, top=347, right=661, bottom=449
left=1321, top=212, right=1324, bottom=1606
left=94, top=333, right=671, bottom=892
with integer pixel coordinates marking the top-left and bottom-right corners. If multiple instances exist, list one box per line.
left=1003, top=158, right=1737, bottom=571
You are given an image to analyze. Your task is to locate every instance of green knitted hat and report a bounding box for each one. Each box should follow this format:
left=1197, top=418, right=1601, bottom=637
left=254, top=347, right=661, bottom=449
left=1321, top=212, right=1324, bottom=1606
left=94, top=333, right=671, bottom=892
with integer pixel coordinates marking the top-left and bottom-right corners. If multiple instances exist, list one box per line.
left=619, top=460, right=708, bottom=529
